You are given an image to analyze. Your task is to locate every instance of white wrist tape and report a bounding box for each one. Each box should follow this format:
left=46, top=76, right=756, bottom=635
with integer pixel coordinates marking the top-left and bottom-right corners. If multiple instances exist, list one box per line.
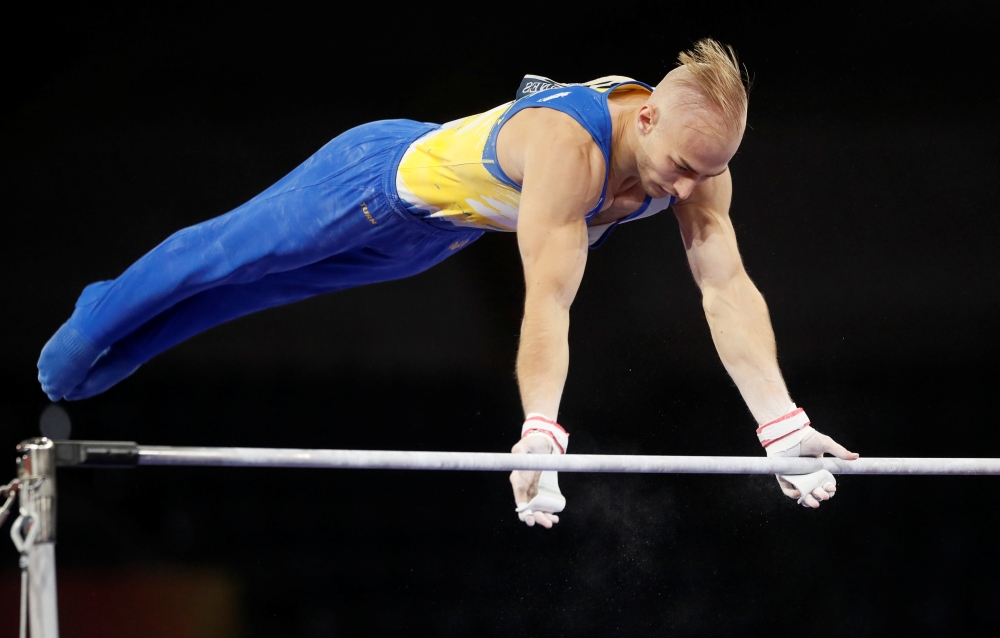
left=759, top=405, right=836, bottom=506
left=521, top=413, right=569, bottom=454
left=516, top=414, right=568, bottom=519
left=757, top=404, right=812, bottom=455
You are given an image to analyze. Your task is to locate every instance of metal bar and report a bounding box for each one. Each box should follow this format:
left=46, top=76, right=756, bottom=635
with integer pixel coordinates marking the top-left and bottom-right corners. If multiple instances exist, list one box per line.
left=53, top=440, right=139, bottom=468
left=29, top=543, right=59, bottom=638
left=130, top=446, right=1000, bottom=475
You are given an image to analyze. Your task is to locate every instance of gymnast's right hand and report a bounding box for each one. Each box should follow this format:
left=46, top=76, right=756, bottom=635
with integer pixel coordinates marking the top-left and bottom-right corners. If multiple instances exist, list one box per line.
left=509, top=414, right=569, bottom=529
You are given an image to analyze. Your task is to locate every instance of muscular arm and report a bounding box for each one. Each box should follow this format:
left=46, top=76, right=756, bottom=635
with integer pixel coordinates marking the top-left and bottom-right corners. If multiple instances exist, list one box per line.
left=673, top=170, right=792, bottom=424
left=500, top=109, right=603, bottom=528
left=676, top=171, right=858, bottom=508
left=504, top=109, right=605, bottom=418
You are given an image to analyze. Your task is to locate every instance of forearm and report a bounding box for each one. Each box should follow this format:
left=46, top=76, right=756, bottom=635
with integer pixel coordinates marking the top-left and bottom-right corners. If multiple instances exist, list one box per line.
left=516, top=293, right=571, bottom=418
left=702, top=273, right=792, bottom=424
left=509, top=119, right=594, bottom=420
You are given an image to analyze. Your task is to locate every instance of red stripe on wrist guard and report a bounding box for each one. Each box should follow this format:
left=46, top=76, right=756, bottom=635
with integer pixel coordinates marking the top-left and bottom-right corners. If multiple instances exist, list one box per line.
left=756, top=407, right=811, bottom=449
left=521, top=415, right=569, bottom=454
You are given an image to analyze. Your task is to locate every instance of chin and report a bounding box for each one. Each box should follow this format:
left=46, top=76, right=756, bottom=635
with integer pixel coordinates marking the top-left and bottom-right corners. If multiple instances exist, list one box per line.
left=643, top=180, right=669, bottom=199
left=638, top=176, right=661, bottom=198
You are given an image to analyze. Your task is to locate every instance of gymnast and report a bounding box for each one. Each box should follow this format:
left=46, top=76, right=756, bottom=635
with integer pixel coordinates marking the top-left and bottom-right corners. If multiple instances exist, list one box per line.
left=37, top=38, right=858, bottom=527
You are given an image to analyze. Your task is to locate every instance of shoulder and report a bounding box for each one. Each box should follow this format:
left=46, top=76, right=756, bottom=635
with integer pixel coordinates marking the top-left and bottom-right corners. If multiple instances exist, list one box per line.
left=673, top=169, right=733, bottom=219
left=498, top=107, right=605, bottom=189
left=673, top=170, right=737, bottom=251
left=518, top=107, right=599, bottom=150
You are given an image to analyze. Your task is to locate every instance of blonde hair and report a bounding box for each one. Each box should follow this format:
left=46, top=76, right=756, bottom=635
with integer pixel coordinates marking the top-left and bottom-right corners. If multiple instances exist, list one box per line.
left=673, top=38, right=748, bottom=135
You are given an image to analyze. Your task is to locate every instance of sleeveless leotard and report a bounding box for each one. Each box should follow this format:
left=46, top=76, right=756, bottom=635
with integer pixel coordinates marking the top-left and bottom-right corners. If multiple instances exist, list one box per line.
left=395, top=75, right=675, bottom=248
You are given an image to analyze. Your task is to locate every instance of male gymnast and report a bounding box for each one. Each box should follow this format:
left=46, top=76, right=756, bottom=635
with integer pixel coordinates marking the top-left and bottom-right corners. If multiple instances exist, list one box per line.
left=37, top=39, right=859, bottom=527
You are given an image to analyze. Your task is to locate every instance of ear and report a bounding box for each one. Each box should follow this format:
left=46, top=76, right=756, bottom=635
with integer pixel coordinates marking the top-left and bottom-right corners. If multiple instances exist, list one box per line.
left=636, top=104, right=657, bottom=136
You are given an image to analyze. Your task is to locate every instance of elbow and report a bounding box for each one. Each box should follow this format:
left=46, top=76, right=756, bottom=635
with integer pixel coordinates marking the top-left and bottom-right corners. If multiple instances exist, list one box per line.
left=701, top=286, right=730, bottom=322
left=700, top=270, right=758, bottom=320
left=525, top=279, right=577, bottom=312
left=524, top=286, right=574, bottom=317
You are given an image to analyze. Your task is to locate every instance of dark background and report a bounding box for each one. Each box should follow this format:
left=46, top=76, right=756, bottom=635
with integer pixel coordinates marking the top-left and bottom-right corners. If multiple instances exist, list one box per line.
left=3, top=1, right=999, bottom=636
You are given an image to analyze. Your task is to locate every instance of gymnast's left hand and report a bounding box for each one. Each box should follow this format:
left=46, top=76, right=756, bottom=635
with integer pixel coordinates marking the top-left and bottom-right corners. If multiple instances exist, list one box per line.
left=509, top=434, right=563, bottom=529
left=774, top=429, right=859, bottom=508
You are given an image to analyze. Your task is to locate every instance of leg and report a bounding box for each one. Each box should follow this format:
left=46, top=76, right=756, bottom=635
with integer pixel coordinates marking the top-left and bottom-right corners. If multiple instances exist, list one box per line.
left=39, top=180, right=378, bottom=400
left=63, top=227, right=482, bottom=399
left=38, top=122, right=424, bottom=401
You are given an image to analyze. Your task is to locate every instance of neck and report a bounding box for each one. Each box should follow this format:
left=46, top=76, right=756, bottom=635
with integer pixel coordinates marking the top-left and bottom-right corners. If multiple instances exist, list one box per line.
left=609, top=106, right=641, bottom=188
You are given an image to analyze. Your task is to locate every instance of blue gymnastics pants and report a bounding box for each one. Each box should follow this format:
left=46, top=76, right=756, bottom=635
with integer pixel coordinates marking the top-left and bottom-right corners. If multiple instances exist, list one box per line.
left=38, top=120, right=483, bottom=401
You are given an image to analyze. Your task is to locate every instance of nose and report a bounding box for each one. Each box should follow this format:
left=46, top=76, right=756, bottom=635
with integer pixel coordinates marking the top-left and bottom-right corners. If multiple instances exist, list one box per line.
left=673, top=176, right=696, bottom=201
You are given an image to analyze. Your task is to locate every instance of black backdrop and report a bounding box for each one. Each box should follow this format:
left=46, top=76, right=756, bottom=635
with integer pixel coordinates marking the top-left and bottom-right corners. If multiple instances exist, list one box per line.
left=3, top=2, right=999, bottom=636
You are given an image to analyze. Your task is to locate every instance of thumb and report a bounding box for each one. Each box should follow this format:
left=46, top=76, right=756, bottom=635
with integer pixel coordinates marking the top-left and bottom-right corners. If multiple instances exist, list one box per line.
left=776, top=475, right=801, bottom=499
left=822, top=434, right=860, bottom=461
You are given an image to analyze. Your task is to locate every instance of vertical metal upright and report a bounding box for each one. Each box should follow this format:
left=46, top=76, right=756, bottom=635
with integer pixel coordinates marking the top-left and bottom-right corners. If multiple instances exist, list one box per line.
left=15, top=438, right=60, bottom=638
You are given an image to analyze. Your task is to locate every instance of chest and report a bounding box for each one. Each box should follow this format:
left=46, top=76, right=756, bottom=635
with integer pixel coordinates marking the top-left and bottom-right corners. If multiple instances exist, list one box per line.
left=589, top=180, right=649, bottom=226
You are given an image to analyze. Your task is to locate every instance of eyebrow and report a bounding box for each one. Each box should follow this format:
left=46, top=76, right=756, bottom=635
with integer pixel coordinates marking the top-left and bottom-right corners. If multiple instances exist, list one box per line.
left=677, top=156, right=728, bottom=178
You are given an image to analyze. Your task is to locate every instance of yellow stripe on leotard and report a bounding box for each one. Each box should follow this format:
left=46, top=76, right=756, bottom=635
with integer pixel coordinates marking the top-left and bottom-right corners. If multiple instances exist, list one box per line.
left=394, top=76, right=647, bottom=234
left=395, top=104, right=520, bottom=232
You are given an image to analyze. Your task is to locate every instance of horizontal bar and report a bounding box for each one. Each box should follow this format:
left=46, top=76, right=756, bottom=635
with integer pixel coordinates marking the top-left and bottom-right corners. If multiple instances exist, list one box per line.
left=128, top=446, right=1000, bottom=475
left=55, top=440, right=139, bottom=467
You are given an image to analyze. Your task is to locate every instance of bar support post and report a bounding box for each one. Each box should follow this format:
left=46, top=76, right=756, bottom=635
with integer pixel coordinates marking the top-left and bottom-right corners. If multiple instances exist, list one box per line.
left=16, top=438, right=60, bottom=638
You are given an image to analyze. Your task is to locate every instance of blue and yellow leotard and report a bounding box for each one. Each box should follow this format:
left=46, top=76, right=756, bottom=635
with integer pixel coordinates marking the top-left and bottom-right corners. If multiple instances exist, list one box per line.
left=395, top=75, right=675, bottom=247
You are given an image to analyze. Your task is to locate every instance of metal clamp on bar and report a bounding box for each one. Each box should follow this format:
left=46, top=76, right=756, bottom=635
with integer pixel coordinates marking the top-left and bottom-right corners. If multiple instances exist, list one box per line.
left=54, top=441, right=140, bottom=468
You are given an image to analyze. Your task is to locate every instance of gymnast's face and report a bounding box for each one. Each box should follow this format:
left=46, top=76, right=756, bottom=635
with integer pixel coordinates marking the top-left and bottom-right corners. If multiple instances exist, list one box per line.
left=634, top=98, right=741, bottom=201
